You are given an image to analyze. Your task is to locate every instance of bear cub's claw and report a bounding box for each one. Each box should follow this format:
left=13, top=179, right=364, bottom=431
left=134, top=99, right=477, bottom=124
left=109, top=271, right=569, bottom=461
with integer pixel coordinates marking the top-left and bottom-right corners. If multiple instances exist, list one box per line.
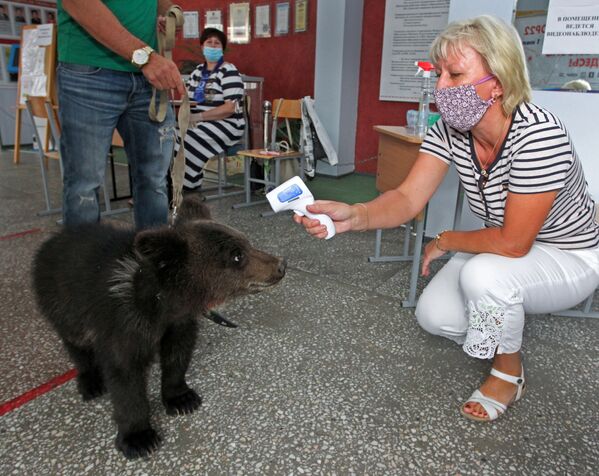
left=164, top=388, right=203, bottom=416
left=116, top=428, right=162, bottom=459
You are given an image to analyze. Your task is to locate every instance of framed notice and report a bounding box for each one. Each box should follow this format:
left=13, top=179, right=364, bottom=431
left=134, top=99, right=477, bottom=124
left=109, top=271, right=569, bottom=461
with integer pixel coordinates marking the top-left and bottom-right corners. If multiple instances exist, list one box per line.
left=543, top=0, right=599, bottom=55
left=515, top=3, right=599, bottom=91
left=255, top=4, right=271, bottom=38
left=379, top=0, right=450, bottom=102
left=204, top=9, right=223, bottom=31
left=275, top=2, right=289, bottom=36
left=229, top=2, right=250, bottom=44
left=183, top=11, right=199, bottom=39
left=295, top=0, right=308, bottom=33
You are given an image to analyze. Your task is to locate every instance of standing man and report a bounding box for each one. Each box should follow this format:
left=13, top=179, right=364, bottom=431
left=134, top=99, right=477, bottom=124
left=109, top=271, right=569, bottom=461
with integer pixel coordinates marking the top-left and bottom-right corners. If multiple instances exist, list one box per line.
left=57, top=1, right=185, bottom=229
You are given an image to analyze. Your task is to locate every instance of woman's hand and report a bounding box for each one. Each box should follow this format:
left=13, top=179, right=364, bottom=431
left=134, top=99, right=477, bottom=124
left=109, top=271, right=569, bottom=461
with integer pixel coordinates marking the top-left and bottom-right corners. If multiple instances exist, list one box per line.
left=292, top=200, right=356, bottom=239
left=421, top=239, right=447, bottom=276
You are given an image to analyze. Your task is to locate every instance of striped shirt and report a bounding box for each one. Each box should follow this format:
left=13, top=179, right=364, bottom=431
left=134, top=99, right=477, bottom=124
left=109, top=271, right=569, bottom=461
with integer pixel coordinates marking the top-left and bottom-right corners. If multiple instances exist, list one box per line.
left=178, top=61, right=245, bottom=189
left=421, top=102, right=599, bottom=250
left=186, top=62, right=245, bottom=133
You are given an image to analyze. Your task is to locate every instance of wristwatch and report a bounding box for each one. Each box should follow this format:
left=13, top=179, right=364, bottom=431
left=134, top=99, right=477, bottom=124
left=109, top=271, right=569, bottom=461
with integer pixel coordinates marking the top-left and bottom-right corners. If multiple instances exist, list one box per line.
left=131, top=46, right=154, bottom=68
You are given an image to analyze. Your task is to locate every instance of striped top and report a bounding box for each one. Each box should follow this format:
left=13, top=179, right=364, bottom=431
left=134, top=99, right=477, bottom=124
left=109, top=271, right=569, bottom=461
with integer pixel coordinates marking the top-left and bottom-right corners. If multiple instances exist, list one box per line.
left=420, top=102, right=599, bottom=250
left=186, top=62, right=245, bottom=134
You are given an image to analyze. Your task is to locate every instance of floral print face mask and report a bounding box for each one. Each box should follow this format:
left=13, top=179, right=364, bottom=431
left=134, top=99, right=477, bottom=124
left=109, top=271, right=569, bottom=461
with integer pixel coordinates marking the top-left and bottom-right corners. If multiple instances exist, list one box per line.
left=433, top=75, right=496, bottom=132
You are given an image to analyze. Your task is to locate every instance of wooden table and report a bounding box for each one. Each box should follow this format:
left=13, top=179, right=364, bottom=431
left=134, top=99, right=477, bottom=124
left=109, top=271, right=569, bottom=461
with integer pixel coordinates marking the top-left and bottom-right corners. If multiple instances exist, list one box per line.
left=370, top=125, right=465, bottom=307
left=369, top=126, right=428, bottom=307
left=374, top=125, right=423, bottom=193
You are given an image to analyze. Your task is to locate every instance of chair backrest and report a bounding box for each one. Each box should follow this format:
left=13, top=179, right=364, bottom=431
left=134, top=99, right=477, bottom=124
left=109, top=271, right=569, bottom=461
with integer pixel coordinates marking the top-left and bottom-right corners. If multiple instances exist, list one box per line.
left=272, top=99, right=302, bottom=120
left=270, top=98, right=303, bottom=151
left=26, top=95, right=50, bottom=119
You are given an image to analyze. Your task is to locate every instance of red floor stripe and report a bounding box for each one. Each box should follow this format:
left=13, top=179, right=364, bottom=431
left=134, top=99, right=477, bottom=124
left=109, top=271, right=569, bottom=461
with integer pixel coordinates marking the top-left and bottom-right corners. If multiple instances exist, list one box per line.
left=0, top=228, right=43, bottom=241
left=0, top=368, right=77, bottom=417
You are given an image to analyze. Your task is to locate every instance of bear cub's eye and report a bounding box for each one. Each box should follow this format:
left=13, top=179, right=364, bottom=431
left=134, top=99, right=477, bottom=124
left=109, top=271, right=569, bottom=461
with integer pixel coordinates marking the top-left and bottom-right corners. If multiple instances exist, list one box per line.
left=232, top=251, right=244, bottom=264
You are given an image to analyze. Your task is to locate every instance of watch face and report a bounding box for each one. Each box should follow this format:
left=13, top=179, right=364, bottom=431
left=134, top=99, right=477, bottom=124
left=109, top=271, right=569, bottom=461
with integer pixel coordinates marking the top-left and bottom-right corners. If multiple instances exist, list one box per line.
left=133, top=49, right=148, bottom=65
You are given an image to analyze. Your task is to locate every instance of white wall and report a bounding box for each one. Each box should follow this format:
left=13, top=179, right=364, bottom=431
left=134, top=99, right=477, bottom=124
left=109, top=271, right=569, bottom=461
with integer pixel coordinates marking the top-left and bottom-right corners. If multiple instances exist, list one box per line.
left=313, top=0, right=363, bottom=176
left=533, top=90, right=599, bottom=199
left=448, top=0, right=517, bottom=22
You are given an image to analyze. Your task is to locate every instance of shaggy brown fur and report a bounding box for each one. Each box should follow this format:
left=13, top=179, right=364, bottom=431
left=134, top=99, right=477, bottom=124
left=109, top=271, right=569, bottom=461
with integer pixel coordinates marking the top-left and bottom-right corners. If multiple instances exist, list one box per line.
left=32, top=196, right=286, bottom=459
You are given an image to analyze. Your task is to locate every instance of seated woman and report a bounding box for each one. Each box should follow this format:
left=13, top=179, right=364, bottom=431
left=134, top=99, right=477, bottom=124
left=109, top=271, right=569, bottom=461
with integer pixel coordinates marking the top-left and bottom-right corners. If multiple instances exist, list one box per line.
left=176, top=28, right=245, bottom=192
left=294, top=15, right=599, bottom=422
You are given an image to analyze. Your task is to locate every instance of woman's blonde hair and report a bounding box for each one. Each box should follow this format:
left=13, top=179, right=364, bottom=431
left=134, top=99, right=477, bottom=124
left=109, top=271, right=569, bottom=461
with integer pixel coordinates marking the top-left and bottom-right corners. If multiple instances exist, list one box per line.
left=430, top=15, right=531, bottom=115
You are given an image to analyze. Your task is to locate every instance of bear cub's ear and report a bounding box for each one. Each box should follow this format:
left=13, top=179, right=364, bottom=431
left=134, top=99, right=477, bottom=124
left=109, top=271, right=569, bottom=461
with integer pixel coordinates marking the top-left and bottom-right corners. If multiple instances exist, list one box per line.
left=175, top=195, right=212, bottom=225
left=134, top=228, right=188, bottom=272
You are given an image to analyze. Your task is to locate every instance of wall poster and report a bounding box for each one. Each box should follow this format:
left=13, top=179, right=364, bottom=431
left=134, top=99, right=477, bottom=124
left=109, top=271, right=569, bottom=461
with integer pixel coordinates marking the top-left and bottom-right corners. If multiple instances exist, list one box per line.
left=379, top=0, right=450, bottom=102
left=183, top=11, right=199, bottom=39
left=295, top=0, right=308, bottom=33
left=515, top=0, right=599, bottom=91
left=204, top=9, right=223, bottom=32
left=229, top=2, right=250, bottom=44
left=255, top=4, right=271, bottom=38
left=275, top=2, right=289, bottom=36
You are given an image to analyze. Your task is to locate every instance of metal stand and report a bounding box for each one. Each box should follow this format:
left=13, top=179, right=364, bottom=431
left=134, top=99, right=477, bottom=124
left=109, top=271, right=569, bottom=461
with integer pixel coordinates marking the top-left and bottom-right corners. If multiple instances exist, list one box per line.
left=552, top=294, right=599, bottom=319
left=368, top=185, right=464, bottom=308
left=204, top=152, right=244, bottom=201
left=232, top=153, right=305, bottom=212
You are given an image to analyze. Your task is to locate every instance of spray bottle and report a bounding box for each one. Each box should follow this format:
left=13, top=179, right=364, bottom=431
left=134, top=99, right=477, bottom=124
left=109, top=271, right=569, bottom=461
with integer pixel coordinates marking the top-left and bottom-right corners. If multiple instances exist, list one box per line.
left=415, top=61, right=435, bottom=138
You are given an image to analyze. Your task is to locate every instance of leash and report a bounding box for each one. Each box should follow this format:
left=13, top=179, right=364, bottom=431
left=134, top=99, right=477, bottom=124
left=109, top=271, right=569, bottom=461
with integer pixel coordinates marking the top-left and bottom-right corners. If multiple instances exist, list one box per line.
left=204, top=310, right=238, bottom=328
left=149, top=5, right=184, bottom=123
left=148, top=5, right=188, bottom=220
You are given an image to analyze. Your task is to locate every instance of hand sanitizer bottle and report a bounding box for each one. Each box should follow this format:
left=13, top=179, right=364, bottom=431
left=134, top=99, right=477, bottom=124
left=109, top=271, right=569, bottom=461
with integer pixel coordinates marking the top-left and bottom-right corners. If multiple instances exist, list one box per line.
left=415, top=61, right=434, bottom=138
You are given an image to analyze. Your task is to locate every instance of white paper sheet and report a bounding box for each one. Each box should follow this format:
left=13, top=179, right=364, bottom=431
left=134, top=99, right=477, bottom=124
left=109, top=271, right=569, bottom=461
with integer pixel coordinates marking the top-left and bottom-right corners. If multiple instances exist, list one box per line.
left=543, top=0, right=599, bottom=54
left=35, top=23, right=53, bottom=46
left=255, top=5, right=270, bottom=37
left=205, top=10, right=223, bottom=31
left=379, top=0, right=450, bottom=102
left=183, top=11, right=199, bottom=39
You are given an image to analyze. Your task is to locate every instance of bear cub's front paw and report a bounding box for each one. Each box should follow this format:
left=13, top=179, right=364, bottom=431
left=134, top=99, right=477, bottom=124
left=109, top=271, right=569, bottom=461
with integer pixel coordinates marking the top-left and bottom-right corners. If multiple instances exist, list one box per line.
left=76, top=370, right=106, bottom=401
left=116, top=428, right=161, bottom=459
left=163, top=388, right=202, bottom=415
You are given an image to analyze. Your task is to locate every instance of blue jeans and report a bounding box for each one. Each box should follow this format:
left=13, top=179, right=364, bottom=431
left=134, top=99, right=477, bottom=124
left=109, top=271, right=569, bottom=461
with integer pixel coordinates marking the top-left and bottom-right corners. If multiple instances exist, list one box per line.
left=57, top=62, right=175, bottom=229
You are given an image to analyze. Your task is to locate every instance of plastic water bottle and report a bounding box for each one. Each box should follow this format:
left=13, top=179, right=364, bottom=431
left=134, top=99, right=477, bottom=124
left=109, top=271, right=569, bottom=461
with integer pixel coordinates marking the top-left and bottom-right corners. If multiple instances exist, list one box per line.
left=415, top=61, right=434, bottom=138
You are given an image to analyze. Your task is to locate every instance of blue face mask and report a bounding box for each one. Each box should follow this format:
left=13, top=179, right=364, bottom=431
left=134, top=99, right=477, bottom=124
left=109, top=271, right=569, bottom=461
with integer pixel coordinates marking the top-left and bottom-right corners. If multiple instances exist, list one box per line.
left=203, top=46, right=223, bottom=62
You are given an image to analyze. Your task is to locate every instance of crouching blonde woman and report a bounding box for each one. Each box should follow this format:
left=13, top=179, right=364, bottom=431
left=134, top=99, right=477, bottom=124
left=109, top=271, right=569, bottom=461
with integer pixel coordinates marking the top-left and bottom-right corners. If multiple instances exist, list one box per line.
left=293, top=15, right=599, bottom=422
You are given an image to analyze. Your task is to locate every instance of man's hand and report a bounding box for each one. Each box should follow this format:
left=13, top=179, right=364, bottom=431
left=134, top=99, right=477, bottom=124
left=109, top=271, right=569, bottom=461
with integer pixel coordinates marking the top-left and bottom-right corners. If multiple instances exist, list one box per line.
left=157, top=15, right=183, bottom=34
left=141, top=53, right=186, bottom=96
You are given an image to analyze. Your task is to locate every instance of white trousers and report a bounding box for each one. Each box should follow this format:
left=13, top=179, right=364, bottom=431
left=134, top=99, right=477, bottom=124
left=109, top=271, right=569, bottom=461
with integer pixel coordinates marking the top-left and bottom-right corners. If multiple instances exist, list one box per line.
left=415, top=243, right=599, bottom=359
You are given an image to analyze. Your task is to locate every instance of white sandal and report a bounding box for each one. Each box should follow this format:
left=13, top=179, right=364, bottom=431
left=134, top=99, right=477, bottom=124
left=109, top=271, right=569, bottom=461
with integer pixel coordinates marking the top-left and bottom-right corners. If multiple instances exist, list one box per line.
left=460, top=367, right=526, bottom=422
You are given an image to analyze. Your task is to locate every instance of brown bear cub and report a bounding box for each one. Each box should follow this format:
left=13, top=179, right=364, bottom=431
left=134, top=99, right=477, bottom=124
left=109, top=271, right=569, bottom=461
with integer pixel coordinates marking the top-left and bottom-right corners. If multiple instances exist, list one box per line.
left=32, top=196, right=286, bottom=459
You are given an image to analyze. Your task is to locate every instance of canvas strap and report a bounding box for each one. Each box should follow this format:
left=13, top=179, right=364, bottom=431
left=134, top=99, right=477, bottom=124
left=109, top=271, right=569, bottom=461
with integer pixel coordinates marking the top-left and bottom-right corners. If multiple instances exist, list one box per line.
left=149, top=5, right=185, bottom=122
left=148, top=5, right=188, bottom=219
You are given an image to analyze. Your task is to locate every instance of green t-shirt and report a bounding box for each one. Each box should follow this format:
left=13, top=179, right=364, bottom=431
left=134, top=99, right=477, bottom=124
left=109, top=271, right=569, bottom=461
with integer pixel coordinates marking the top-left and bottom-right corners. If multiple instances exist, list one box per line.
left=57, top=0, right=158, bottom=72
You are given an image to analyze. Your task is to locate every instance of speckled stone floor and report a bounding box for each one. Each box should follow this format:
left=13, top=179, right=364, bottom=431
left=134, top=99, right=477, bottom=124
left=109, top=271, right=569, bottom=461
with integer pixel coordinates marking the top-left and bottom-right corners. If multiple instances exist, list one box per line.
left=0, top=150, right=598, bottom=475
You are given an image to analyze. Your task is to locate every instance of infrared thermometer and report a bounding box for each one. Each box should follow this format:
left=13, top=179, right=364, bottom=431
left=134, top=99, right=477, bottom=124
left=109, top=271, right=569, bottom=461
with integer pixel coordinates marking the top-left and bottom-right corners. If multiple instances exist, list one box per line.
left=266, top=176, right=336, bottom=239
